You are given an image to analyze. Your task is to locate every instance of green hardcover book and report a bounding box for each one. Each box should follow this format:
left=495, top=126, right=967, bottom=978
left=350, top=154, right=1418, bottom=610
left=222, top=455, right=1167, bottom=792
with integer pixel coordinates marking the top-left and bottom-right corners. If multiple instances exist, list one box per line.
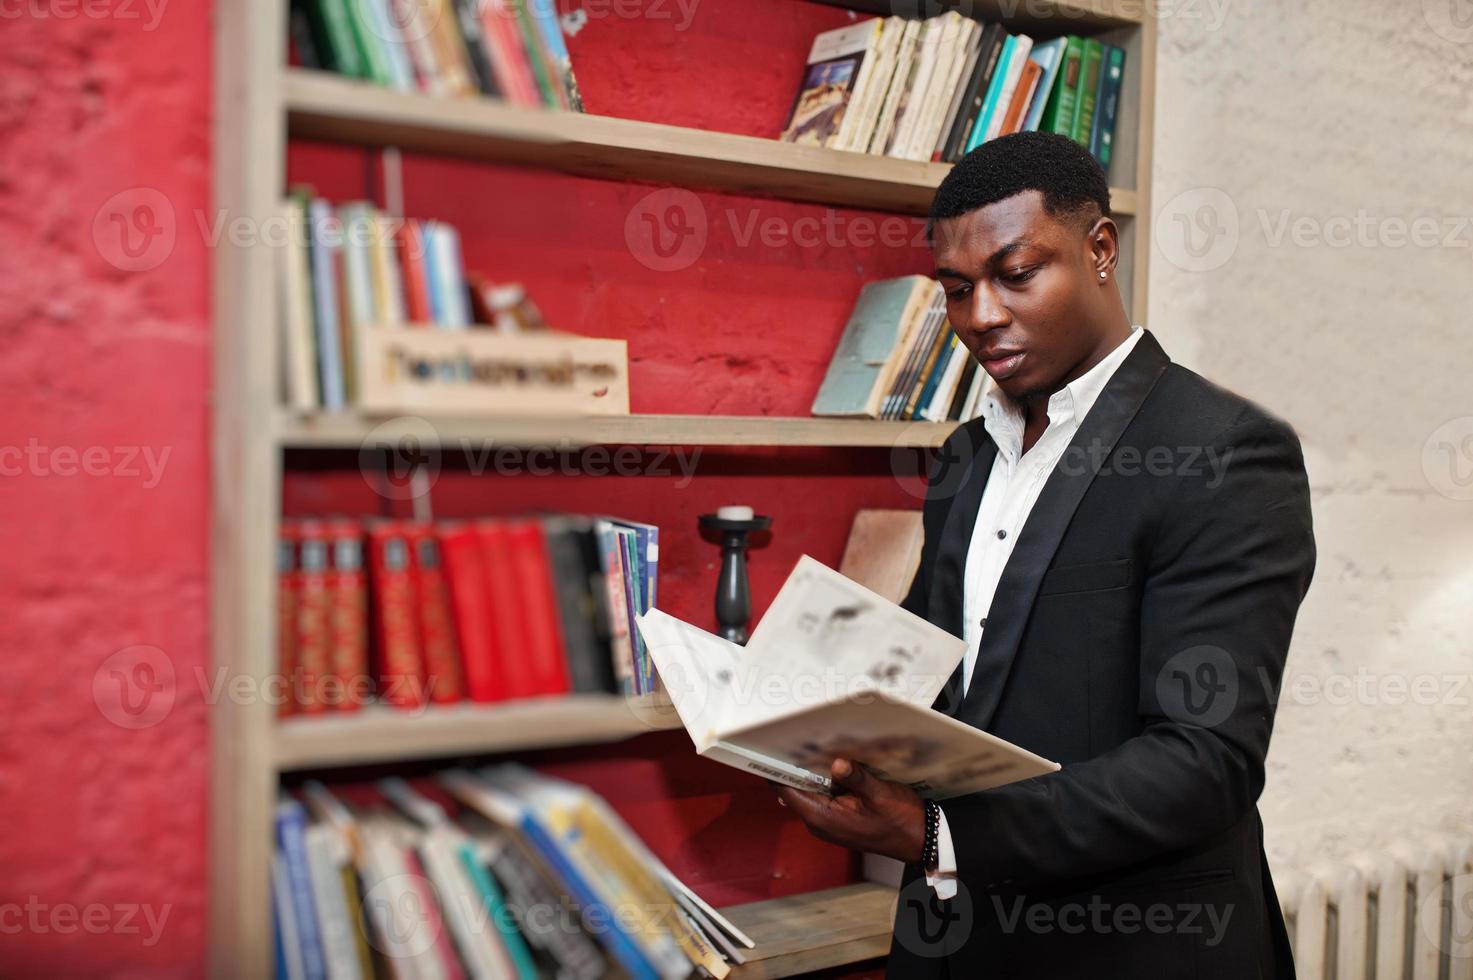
left=1038, top=35, right=1084, bottom=136
left=458, top=841, right=539, bottom=980
left=309, top=0, right=366, bottom=79
left=1069, top=38, right=1105, bottom=147
left=341, top=0, right=394, bottom=85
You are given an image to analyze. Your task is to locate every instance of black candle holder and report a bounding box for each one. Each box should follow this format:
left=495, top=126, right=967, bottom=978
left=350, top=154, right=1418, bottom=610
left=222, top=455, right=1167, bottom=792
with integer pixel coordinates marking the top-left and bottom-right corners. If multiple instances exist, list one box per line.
left=697, top=512, right=773, bottom=645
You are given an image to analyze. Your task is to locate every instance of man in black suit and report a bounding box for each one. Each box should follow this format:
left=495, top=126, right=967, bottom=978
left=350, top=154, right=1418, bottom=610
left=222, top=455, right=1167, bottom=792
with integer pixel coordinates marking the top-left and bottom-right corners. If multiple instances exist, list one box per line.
left=775, top=132, right=1315, bottom=978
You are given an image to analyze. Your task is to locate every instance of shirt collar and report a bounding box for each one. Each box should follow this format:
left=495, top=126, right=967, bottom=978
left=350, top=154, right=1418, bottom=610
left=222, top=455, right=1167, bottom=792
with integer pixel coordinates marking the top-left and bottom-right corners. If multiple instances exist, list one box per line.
left=981, top=325, right=1145, bottom=456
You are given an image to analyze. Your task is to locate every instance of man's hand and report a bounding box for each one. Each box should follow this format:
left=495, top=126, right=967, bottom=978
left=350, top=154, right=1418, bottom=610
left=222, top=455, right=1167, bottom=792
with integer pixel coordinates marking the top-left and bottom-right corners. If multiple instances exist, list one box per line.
left=773, top=758, right=926, bottom=864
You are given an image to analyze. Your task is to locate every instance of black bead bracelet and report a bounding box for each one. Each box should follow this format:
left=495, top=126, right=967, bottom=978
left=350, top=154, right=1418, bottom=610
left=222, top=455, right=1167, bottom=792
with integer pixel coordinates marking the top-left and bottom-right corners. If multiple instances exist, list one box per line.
left=922, top=798, right=941, bottom=871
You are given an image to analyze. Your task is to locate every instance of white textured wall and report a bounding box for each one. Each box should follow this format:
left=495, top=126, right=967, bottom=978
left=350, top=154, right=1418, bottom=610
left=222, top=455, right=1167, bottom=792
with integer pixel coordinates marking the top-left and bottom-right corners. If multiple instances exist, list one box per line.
left=1149, top=0, right=1473, bottom=869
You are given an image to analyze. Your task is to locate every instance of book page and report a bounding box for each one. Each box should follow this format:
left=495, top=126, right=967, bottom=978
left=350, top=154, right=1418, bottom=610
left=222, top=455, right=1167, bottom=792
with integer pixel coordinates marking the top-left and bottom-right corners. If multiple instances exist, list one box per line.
left=743, top=555, right=963, bottom=716
left=721, top=688, right=1058, bottom=800
left=633, top=609, right=743, bottom=747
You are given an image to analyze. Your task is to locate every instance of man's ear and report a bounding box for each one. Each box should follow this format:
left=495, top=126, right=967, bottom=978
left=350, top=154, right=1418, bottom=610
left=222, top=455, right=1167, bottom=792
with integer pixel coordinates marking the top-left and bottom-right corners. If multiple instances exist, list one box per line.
left=1086, top=215, right=1120, bottom=279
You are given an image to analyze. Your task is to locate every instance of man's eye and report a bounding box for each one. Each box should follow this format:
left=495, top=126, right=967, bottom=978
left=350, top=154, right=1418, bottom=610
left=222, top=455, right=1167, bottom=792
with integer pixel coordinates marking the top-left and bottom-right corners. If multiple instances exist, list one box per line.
left=1002, top=267, right=1038, bottom=285
left=944, top=285, right=971, bottom=301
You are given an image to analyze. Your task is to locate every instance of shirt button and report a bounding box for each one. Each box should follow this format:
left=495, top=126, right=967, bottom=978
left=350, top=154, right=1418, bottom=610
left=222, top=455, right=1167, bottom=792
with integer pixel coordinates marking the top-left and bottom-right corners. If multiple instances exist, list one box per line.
left=980, top=617, right=988, bottom=628
left=996, top=529, right=1007, bottom=540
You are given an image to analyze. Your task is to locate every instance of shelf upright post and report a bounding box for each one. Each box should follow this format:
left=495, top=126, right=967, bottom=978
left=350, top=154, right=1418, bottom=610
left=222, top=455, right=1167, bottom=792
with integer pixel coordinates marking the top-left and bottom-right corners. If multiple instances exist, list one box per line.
left=211, top=0, right=289, bottom=973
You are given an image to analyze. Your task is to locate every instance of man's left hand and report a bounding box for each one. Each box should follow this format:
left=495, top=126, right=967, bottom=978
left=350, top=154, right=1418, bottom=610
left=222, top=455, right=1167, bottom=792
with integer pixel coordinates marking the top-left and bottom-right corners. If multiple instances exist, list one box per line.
left=774, top=758, right=926, bottom=864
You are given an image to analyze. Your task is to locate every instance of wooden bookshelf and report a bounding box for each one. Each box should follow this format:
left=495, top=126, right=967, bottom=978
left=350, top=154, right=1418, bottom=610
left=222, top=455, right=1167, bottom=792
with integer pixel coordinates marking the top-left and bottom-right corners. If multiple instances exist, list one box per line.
left=274, top=695, right=681, bottom=772
left=815, top=0, right=1145, bottom=30
left=725, top=882, right=896, bottom=978
left=280, top=410, right=961, bottom=449
left=212, top=1, right=1156, bottom=975
left=287, top=68, right=1139, bottom=219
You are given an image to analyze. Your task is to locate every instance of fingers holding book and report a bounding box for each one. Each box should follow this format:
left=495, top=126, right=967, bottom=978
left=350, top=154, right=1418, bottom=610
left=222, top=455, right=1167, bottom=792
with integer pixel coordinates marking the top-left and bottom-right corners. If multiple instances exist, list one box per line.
left=771, top=758, right=927, bottom=865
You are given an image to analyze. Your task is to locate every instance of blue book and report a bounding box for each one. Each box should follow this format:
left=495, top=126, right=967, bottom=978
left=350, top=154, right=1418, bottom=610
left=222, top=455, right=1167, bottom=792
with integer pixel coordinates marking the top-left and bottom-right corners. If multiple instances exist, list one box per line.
left=306, top=199, right=346, bottom=410
left=516, top=803, right=662, bottom=979
left=965, top=34, right=1017, bottom=153
left=908, top=332, right=958, bottom=420
left=275, top=799, right=327, bottom=980
left=421, top=221, right=445, bottom=326
left=615, top=528, right=647, bottom=692
left=1023, top=38, right=1068, bottom=133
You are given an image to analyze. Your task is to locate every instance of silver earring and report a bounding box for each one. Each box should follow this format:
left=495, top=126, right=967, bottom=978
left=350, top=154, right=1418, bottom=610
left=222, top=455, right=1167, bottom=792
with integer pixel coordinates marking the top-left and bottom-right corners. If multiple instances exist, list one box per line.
left=1099, top=271, right=1107, bottom=279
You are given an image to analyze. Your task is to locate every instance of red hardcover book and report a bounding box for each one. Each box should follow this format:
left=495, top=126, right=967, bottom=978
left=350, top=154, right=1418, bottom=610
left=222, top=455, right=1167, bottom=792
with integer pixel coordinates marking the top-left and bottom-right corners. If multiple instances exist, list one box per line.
left=326, top=518, right=369, bottom=713
left=294, top=521, right=334, bottom=715
left=476, top=519, right=538, bottom=700
left=397, top=220, right=433, bottom=325
left=504, top=519, right=572, bottom=697
left=405, top=522, right=465, bottom=704
left=437, top=523, right=507, bottom=703
left=277, top=521, right=301, bottom=718
left=366, top=521, right=427, bottom=710
left=481, top=0, right=540, bottom=107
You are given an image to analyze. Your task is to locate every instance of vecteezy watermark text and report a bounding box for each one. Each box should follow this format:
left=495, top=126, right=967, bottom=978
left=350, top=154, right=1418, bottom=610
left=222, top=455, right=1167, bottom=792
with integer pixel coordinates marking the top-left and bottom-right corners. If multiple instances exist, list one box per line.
left=0, top=440, right=171, bottom=488
left=0, top=898, right=171, bottom=947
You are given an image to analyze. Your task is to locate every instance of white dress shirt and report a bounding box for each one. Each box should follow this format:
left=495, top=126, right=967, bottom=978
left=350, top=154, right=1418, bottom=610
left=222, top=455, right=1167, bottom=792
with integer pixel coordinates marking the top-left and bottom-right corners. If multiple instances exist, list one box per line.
left=927, top=325, right=1144, bottom=900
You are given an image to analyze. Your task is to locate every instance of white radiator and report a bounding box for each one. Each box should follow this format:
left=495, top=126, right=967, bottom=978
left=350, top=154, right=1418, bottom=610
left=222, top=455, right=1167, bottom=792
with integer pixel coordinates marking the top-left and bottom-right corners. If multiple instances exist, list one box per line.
left=1278, top=837, right=1473, bottom=979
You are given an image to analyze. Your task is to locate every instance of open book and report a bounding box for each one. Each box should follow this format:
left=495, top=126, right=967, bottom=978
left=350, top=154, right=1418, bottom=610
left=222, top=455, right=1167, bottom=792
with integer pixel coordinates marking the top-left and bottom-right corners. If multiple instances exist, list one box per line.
left=633, top=555, right=1058, bottom=799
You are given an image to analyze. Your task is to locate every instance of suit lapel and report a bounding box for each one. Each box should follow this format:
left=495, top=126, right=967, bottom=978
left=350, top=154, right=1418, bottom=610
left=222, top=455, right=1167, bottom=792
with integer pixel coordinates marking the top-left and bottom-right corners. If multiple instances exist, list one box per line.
left=926, top=418, right=996, bottom=717
left=956, top=330, right=1171, bottom=731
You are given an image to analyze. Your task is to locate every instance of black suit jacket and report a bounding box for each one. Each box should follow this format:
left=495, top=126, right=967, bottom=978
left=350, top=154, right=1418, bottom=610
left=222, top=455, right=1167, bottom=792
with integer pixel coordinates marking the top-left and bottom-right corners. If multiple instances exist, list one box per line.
left=884, top=330, right=1315, bottom=980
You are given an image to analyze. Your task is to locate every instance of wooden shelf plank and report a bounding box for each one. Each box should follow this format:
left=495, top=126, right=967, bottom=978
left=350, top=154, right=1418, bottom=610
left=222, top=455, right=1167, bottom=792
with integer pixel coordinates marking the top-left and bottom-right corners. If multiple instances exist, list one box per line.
left=724, top=882, right=896, bottom=978
left=274, top=695, right=681, bottom=772
left=284, top=70, right=1137, bottom=217
left=278, top=410, right=961, bottom=449
left=813, top=0, right=1145, bottom=28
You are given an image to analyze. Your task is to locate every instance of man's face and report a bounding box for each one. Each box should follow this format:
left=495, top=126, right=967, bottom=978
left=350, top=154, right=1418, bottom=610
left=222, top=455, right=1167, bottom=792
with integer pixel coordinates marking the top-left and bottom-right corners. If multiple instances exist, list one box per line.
left=932, top=190, right=1114, bottom=403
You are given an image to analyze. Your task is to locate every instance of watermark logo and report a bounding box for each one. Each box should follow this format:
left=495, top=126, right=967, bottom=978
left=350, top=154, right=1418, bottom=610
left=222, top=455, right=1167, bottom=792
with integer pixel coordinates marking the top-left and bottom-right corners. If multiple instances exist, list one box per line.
left=365, top=0, right=441, bottom=45
left=1418, top=872, right=1473, bottom=960
left=1154, top=187, right=1239, bottom=272
left=1422, top=0, right=1473, bottom=42
left=358, top=416, right=443, bottom=502
left=362, top=873, right=442, bottom=959
left=889, top=421, right=976, bottom=504
left=93, top=187, right=176, bottom=273
left=891, top=876, right=972, bottom=958
left=1422, top=416, right=1473, bottom=501
left=625, top=188, right=708, bottom=272
left=93, top=645, right=176, bottom=729
left=1156, top=645, right=1237, bottom=729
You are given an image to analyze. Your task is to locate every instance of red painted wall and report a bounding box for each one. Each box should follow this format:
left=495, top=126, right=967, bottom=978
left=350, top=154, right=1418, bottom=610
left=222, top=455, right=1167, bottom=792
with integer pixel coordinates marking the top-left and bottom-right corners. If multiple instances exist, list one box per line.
left=5, top=1, right=926, bottom=974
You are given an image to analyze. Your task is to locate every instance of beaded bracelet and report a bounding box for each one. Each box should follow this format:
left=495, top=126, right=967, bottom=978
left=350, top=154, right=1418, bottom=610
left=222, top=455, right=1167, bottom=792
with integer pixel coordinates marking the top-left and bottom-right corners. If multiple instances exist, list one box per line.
left=921, top=799, right=941, bottom=871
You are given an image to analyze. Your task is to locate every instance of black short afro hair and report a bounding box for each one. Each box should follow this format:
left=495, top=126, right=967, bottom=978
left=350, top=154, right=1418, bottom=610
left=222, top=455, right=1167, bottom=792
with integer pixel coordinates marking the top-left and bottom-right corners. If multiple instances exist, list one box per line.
left=928, top=131, right=1111, bottom=241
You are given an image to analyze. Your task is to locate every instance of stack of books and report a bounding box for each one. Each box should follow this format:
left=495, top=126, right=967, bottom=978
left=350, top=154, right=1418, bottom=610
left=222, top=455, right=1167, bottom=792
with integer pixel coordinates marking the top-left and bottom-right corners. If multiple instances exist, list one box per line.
left=276, top=513, right=660, bottom=717
left=289, top=0, right=582, bottom=110
left=274, top=766, right=753, bottom=980
left=811, top=275, right=986, bottom=423
left=276, top=195, right=549, bottom=412
left=780, top=13, right=1126, bottom=169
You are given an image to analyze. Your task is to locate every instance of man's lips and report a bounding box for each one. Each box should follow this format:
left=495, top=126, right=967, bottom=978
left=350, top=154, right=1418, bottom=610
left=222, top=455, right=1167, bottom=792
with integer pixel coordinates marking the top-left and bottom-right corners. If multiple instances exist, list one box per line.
left=979, top=349, right=1026, bottom=380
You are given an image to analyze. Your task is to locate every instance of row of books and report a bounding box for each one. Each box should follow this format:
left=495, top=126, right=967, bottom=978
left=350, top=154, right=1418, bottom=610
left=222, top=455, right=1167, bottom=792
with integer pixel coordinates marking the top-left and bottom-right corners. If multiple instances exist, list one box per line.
left=275, top=766, right=751, bottom=980
left=276, top=513, right=660, bottom=716
left=811, top=275, right=987, bottom=422
left=781, top=12, right=1126, bottom=168
left=277, top=195, right=548, bottom=411
left=290, top=0, right=582, bottom=110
